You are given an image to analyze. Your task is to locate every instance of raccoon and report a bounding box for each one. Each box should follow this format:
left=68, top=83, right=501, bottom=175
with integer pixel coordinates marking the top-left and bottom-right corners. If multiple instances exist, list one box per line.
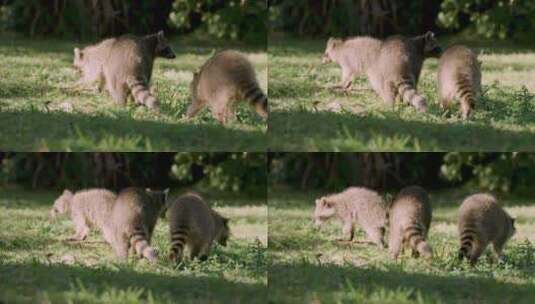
left=187, top=50, right=268, bottom=124
left=107, top=187, right=169, bottom=262
left=321, top=37, right=382, bottom=90
left=168, top=193, right=230, bottom=263
left=458, top=193, right=516, bottom=266
left=50, top=188, right=116, bottom=241
left=314, top=187, right=387, bottom=248
left=73, top=31, right=175, bottom=109
left=73, top=38, right=115, bottom=91
left=322, top=32, right=442, bottom=111
left=438, top=45, right=482, bottom=119
left=388, top=186, right=433, bottom=260
left=369, top=32, right=442, bottom=112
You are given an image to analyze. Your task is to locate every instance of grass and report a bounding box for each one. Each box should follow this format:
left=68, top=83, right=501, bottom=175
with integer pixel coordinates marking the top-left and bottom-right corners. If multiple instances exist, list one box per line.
left=0, top=186, right=267, bottom=303
left=268, top=34, right=535, bottom=151
left=268, top=187, right=535, bottom=303
left=0, top=33, right=267, bottom=151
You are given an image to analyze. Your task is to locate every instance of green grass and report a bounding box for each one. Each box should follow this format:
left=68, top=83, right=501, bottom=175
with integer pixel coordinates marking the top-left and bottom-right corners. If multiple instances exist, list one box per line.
left=268, top=188, right=535, bottom=303
left=268, top=35, right=535, bottom=151
left=0, top=34, right=267, bottom=151
left=0, top=186, right=267, bottom=303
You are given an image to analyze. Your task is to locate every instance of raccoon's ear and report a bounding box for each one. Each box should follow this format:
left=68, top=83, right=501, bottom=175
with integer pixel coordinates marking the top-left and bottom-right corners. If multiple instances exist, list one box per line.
left=145, top=188, right=152, bottom=192
left=63, top=189, right=73, bottom=196
left=157, top=30, right=165, bottom=40
left=163, top=188, right=170, bottom=197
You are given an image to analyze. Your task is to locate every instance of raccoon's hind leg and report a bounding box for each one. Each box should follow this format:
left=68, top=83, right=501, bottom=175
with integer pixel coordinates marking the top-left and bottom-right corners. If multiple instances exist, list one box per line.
left=388, top=226, right=403, bottom=260
left=130, top=227, right=158, bottom=263
left=469, top=241, right=486, bottom=266
left=113, top=234, right=130, bottom=261
left=209, top=90, right=233, bottom=124
left=365, top=226, right=386, bottom=249
left=106, top=79, right=128, bottom=106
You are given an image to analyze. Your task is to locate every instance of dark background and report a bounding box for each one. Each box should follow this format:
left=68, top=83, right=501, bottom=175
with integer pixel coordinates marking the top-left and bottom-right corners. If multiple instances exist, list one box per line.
left=269, top=0, right=535, bottom=41
left=0, top=152, right=266, bottom=195
left=269, top=153, right=535, bottom=194
left=0, top=0, right=267, bottom=44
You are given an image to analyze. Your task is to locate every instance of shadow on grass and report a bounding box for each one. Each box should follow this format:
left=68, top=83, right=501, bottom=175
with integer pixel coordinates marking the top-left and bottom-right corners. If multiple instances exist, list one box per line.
left=268, top=110, right=535, bottom=151
left=0, top=110, right=265, bottom=151
left=269, top=262, right=535, bottom=303
left=0, top=262, right=266, bottom=303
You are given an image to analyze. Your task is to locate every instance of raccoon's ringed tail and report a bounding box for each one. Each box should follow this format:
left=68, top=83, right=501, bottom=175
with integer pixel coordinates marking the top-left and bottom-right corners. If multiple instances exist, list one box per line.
left=126, top=76, right=159, bottom=109
left=459, top=226, right=476, bottom=258
left=396, top=80, right=427, bottom=112
left=170, top=226, right=188, bottom=259
left=404, top=224, right=429, bottom=254
left=130, top=228, right=157, bottom=262
left=243, top=83, right=268, bottom=118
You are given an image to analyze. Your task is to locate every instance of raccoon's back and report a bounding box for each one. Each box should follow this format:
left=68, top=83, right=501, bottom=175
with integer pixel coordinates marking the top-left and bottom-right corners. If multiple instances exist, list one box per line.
left=73, top=188, right=116, bottom=227
left=438, top=45, right=480, bottom=96
left=376, top=36, right=418, bottom=80
left=330, top=187, right=386, bottom=227
left=199, top=50, right=257, bottom=91
left=169, top=193, right=214, bottom=237
left=390, top=186, right=431, bottom=229
left=458, top=193, right=502, bottom=239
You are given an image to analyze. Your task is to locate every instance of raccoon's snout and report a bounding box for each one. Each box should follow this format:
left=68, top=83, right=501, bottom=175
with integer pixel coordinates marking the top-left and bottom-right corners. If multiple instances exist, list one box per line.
left=321, top=54, right=331, bottom=64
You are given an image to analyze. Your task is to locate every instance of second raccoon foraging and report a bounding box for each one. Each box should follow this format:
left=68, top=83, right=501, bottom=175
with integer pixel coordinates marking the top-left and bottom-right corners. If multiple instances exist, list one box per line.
left=188, top=50, right=268, bottom=124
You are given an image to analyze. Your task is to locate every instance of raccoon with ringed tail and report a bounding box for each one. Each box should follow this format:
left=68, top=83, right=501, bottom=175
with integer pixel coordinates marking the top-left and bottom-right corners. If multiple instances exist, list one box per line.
left=168, top=193, right=230, bottom=263
left=108, top=187, right=169, bottom=262
left=73, top=31, right=175, bottom=110
left=313, top=187, right=387, bottom=248
left=322, top=32, right=442, bottom=112
left=187, top=50, right=268, bottom=124
left=388, top=185, right=433, bottom=260
left=458, top=193, right=515, bottom=266
left=438, top=45, right=482, bottom=119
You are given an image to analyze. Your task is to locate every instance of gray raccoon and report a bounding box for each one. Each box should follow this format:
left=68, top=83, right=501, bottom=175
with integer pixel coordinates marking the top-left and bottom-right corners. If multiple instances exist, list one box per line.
left=438, top=45, right=482, bottom=119
left=188, top=50, right=268, bottom=124
left=73, top=31, right=175, bottom=109
left=168, top=193, right=230, bottom=263
left=73, top=38, right=115, bottom=91
left=314, top=187, right=387, bottom=248
left=323, top=32, right=442, bottom=112
left=50, top=188, right=117, bottom=241
left=108, top=187, right=169, bottom=262
left=321, top=36, right=381, bottom=90
left=388, top=186, right=433, bottom=260
left=458, top=193, right=515, bottom=266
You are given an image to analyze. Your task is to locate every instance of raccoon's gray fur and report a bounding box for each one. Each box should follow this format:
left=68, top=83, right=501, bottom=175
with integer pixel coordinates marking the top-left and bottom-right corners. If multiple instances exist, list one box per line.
left=388, top=186, right=433, bottom=260
left=323, top=32, right=442, bottom=111
left=50, top=188, right=117, bottom=241
left=167, top=193, right=230, bottom=263
left=187, top=50, right=268, bottom=124
left=438, top=45, right=482, bottom=119
left=458, top=193, right=515, bottom=266
left=73, top=38, right=115, bottom=91
left=73, top=31, right=175, bottom=109
left=105, top=187, right=168, bottom=262
left=314, top=187, right=387, bottom=248
left=321, top=36, right=382, bottom=90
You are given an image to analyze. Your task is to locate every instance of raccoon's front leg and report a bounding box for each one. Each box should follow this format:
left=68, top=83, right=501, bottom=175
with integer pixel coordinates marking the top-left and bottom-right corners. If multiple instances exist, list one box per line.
left=186, top=99, right=206, bottom=118
left=338, top=221, right=354, bottom=241
left=333, top=68, right=353, bottom=91
left=69, top=214, right=90, bottom=241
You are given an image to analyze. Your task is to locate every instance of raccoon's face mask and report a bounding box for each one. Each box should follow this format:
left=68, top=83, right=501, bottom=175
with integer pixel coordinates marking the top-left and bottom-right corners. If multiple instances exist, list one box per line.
left=422, top=31, right=442, bottom=58
left=50, top=190, right=73, bottom=220
left=73, top=48, right=84, bottom=72
left=313, top=198, right=335, bottom=227
left=155, top=31, right=176, bottom=59
left=322, top=38, right=342, bottom=64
